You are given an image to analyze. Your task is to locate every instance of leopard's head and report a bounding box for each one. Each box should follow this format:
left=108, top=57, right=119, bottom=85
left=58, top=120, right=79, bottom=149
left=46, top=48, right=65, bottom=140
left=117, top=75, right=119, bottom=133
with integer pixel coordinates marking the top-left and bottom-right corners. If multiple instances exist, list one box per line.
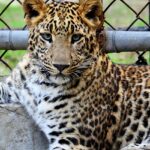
left=23, top=0, right=104, bottom=84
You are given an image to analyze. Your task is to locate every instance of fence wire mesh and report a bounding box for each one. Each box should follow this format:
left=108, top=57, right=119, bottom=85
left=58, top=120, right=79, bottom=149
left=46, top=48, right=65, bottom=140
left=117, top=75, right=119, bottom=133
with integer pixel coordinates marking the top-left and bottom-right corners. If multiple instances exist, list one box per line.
left=103, top=0, right=150, bottom=66
left=0, top=0, right=150, bottom=76
left=0, top=0, right=25, bottom=76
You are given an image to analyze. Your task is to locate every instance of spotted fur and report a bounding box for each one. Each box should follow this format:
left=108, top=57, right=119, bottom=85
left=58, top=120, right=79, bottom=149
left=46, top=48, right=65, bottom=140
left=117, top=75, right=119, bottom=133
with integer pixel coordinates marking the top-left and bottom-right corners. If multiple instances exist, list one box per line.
left=0, top=0, right=150, bottom=150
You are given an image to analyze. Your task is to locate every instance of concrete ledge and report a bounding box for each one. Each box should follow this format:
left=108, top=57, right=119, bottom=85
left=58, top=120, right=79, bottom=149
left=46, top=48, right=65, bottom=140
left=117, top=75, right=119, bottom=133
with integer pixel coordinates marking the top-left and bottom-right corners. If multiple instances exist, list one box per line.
left=0, top=104, right=48, bottom=150
left=0, top=104, right=145, bottom=150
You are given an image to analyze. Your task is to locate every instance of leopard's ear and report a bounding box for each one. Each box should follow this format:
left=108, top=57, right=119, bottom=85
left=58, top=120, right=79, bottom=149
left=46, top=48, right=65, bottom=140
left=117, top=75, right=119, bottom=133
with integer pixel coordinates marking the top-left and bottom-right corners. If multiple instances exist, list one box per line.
left=23, top=0, right=47, bottom=27
left=78, top=0, right=103, bottom=28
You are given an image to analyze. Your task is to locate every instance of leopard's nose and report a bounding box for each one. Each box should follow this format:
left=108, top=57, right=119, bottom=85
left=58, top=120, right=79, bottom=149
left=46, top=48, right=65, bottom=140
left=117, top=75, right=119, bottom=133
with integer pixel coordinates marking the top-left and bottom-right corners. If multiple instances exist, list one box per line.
left=54, top=64, right=69, bottom=72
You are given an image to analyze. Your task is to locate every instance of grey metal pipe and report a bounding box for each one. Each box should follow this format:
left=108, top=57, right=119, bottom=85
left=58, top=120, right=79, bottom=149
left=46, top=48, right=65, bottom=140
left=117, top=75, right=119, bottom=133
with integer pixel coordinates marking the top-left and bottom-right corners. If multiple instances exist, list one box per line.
left=105, top=31, right=150, bottom=53
left=0, top=30, right=29, bottom=50
left=0, top=30, right=150, bottom=52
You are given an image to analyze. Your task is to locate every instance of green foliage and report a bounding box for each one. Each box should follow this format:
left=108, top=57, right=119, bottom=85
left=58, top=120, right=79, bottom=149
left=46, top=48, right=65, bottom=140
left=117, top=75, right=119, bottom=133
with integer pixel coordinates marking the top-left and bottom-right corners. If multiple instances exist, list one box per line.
left=0, top=3, right=25, bottom=29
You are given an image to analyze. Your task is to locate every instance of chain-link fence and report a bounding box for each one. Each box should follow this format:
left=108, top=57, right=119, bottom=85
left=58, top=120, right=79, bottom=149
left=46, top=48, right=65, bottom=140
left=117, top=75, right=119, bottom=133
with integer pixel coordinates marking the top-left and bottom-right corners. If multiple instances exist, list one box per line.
left=103, top=0, right=150, bottom=65
left=0, top=0, right=150, bottom=76
left=0, top=0, right=25, bottom=76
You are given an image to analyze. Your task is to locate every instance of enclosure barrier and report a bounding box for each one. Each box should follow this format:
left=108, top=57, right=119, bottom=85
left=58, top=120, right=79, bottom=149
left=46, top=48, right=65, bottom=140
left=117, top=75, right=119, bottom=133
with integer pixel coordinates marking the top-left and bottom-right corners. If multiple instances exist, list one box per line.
left=0, top=30, right=150, bottom=53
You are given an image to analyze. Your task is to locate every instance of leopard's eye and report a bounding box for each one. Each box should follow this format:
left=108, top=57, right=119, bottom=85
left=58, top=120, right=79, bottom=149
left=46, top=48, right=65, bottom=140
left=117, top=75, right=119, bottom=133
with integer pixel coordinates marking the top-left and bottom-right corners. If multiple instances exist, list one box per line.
left=71, top=34, right=83, bottom=43
left=40, top=33, right=52, bottom=43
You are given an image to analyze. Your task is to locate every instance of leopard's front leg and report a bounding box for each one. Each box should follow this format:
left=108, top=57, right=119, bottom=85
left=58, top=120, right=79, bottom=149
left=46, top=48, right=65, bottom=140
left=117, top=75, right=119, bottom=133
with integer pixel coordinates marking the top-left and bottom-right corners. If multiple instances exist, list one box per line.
left=0, top=82, right=19, bottom=104
left=0, top=82, right=11, bottom=103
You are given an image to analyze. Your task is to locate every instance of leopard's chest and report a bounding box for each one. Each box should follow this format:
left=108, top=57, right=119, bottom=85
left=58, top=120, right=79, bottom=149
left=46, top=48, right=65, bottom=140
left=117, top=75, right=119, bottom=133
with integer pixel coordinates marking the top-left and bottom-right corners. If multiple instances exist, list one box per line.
left=14, top=77, right=61, bottom=114
left=16, top=76, right=80, bottom=127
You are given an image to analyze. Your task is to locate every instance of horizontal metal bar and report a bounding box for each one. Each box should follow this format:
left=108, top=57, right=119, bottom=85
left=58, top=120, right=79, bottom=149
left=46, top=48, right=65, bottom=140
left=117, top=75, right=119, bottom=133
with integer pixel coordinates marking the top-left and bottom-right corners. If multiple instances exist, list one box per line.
left=107, top=27, right=150, bottom=31
left=0, top=30, right=29, bottom=50
left=0, top=30, right=150, bottom=53
left=105, top=31, right=150, bottom=53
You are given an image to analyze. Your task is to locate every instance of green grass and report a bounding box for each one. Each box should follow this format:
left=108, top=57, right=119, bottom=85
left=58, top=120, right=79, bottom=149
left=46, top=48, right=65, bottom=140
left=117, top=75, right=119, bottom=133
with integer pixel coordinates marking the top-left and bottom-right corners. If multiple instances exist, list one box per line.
left=0, top=50, right=26, bottom=76
left=104, top=1, right=148, bottom=28
left=0, top=2, right=25, bottom=29
left=0, top=1, right=150, bottom=75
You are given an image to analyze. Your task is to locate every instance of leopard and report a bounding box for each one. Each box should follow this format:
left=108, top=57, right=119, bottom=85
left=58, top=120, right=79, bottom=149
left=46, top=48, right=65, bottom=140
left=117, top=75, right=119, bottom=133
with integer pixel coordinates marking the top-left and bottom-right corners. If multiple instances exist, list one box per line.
left=0, top=0, right=150, bottom=150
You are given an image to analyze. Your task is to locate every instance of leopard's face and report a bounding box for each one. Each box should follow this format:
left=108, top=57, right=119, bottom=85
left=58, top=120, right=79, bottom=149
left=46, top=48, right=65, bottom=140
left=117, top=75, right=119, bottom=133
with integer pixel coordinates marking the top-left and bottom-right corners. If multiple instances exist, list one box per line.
left=23, top=0, right=104, bottom=84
